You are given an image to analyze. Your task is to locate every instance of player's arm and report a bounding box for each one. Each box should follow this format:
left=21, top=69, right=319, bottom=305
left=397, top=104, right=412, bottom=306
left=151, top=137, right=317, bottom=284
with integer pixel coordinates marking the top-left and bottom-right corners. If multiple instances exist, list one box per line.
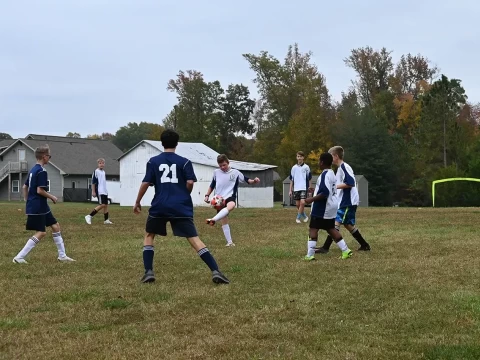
left=91, top=171, right=98, bottom=197
left=133, top=182, right=150, bottom=214
left=36, top=171, right=57, bottom=203
left=182, top=160, right=197, bottom=195
left=204, top=174, right=216, bottom=202
left=337, top=183, right=353, bottom=190
left=239, top=172, right=259, bottom=185
left=337, top=167, right=355, bottom=189
left=37, top=187, right=57, bottom=203
left=22, top=184, right=28, bottom=201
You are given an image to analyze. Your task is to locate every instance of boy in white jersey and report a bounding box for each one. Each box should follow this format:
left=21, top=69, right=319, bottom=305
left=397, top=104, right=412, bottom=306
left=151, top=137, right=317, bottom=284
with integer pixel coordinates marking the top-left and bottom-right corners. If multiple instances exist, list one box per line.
left=289, top=151, right=312, bottom=223
left=85, top=158, right=113, bottom=225
left=316, top=146, right=370, bottom=253
left=304, top=153, right=352, bottom=261
left=204, top=154, right=260, bottom=246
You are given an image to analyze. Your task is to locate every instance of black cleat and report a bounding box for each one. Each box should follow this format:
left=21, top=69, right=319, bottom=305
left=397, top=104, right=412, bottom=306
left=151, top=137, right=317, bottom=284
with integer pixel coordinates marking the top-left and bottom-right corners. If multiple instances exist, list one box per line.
left=358, top=245, right=371, bottom=251
left=314, top=247, right=330, bottom=254
left=141, top=270, right=156, bottom=283
left=212, top=270, right=230, bottom=284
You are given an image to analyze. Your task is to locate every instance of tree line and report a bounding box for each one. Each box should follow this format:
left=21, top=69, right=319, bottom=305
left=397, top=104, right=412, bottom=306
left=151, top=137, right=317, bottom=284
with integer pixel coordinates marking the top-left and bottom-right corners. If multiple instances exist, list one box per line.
left=3, top=44, right=479, bottom=206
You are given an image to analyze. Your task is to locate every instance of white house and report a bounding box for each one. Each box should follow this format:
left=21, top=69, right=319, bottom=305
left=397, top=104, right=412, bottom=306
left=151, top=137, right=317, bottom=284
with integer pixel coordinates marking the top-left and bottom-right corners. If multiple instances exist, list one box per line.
left=117, top=140, right=278, bottom=208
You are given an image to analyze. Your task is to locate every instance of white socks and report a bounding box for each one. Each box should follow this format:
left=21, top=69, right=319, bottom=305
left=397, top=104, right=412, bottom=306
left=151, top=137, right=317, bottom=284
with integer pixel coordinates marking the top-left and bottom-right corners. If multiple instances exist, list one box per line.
left=212, top=208, right=229, bottom=222
left=336, top=239, right=348, bottom=252
left=52, top=232, right=66, bottom=258
left=307, top=240, right=317, bottom=257
left=16, top=236, right=39, bottom=259
left=222, top=224, right=233, bottom=244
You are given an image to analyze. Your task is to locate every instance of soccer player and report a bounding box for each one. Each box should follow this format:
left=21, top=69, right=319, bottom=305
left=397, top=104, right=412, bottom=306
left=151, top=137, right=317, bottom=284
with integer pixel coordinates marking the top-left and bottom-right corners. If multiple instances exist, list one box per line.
left=289, top=151, right=312, bottom=223
left=85, top=158, right=113, bottom=225
left=204, top=154, right=260, bottom=247
left=133, top=129, right=229, bottom=284
left=304, top=153, right=352, bottom=261
left=13, top=145, right=75, bottom=264
left=315, top=146, right=370, bottom=254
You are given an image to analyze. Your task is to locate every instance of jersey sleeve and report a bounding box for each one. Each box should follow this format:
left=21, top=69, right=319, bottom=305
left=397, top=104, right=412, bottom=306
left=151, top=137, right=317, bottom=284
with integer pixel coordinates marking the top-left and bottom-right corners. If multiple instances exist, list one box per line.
left=24, top=175, right=29, bottom=186
left=183, top=160, right=197, bottom=182
left=92, top=170, right=98, bottom=185
left=343, top=165, right=356, bottom=186
left=37, top=170, right=48, bottom=189
left=209, top=171, right=217, bottom=189
left=142, top=160, right=156, bottom=185
left=307, top=166, right=312, bottom=181
left=318, top=173, right=330, bottom=197
left=237, top=170, right=250, bottom=184
left=289, top=166, right=294, bottom=181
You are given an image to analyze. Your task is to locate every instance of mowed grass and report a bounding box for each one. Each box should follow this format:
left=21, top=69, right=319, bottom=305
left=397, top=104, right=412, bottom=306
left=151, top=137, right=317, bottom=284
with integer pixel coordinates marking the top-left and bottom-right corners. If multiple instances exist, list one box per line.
left=0, top=202, right=480, bottom=360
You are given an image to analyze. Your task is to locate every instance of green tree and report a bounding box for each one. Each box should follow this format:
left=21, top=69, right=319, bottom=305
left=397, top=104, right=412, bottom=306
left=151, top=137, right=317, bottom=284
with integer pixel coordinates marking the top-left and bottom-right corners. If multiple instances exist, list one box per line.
left=66, top=132, right=81, bottom=138
left=0, top=133, right=13, bottom=140
left=113, top=122, right=164, bottom=151
left=420, top=75, right=468, bottom=168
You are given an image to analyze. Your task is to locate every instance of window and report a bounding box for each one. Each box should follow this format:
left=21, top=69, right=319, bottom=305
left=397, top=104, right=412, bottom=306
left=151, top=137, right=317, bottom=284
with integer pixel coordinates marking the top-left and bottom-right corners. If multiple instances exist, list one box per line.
left=12, top=180, right=20, bottom=193
left=87, top=178, right=92, bottom=190
left=46, top=180, right=50, bottom=192
left=18, top=149, right=26, bottom=161
left=72, top=181, right=76, bottom=189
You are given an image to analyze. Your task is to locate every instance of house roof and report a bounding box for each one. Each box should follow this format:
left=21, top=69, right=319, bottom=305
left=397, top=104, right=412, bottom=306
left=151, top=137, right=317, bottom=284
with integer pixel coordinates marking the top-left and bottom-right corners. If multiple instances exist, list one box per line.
left=119, top=140, right=277, bottom=171
left=0, top=135, right=123, bottom=176
left=0, top=139, right=15, bottom=150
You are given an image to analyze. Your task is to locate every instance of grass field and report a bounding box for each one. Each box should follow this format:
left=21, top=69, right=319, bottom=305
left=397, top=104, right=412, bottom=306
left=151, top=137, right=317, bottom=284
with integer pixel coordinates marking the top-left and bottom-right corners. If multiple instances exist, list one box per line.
left=1, top=202, right=480, bottom=360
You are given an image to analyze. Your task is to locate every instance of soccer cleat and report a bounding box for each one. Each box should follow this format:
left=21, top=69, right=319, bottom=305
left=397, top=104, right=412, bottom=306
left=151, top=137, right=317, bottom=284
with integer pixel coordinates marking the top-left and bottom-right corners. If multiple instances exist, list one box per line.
left=13, top=257, right=28, bottom=264
left=296, top=218, right=301, bottom=224
left=85, top=215, right=92, bottom=225
left=341, top=250, right=353, bottom=260
left=358, top=244, right=371, bottom=251
left=141, top=270, right=156, bottom=283
left=58, top=256, right=76, bottom=262
left=226, top=242, right=235, bottom=247
left=104, top=219, right=113, bottom=225
left=314, top=247, right=329, bottom=254
left=304, top=255, right=315, bottom=261
left=212, top=270, right=230, bottom=284
left=206, top=219, right=216, bottom=226
left=303, top=215, right=309, bottom=223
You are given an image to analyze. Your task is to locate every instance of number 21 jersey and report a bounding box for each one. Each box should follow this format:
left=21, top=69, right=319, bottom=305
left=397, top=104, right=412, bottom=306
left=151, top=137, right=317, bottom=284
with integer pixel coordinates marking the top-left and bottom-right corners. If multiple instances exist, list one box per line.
left=142, top=152, right=197, bottom=218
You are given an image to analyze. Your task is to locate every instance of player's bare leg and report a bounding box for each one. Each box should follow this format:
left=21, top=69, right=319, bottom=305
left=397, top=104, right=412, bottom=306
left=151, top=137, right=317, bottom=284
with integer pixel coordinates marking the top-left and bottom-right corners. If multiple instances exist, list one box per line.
left=295, top=199, right=302, bottom=223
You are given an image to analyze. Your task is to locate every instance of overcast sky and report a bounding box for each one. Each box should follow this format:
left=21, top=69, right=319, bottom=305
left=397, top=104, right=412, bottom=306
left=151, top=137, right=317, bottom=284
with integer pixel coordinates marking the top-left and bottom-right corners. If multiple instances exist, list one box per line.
left=1, top=0, right=479, bottom=139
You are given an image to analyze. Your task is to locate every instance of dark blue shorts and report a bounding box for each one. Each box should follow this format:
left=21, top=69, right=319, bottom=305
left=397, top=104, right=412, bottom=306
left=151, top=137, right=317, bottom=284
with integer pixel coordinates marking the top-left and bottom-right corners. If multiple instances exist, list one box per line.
left=335, top=206, right=357, bottom=225
left=26, top=212, right=57, bottom=232
left=145, top=216, right=198, bottom=238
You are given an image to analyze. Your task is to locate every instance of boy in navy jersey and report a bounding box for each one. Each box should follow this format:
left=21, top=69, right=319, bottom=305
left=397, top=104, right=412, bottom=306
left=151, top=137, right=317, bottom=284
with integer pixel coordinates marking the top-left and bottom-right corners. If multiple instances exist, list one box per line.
left=133, top=129, right=229, bottom=284
left=304, top=153, right=352, bottom=261
left=13, top=145, right=75, bottom=264
left=204, top=154, right=260, bottom=246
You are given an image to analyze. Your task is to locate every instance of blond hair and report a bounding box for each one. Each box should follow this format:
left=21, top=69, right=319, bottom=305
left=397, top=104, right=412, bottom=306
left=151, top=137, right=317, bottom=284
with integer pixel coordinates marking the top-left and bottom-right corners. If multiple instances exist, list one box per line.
left=97, top=158, right=105, bottom=163
left=34, top=145, right=50, bottom=160
left=328, top=146, right=344, bottom=160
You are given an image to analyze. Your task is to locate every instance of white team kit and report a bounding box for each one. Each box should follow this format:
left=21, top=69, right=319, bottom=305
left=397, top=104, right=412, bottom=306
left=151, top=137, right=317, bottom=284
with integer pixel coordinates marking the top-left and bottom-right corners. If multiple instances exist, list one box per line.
left=311, top=169, right=338, bottom=219
left=290, top=164, right=312, bottom=191
left=92, top=168, right=108, bottom=195
left=210, top=168, right=250, bottom=199
left=336, top=162, right=359, bottom=208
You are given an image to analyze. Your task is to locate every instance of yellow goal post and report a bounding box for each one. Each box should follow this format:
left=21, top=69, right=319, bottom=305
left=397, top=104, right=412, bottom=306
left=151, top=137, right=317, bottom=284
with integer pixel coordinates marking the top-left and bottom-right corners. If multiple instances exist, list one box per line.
left=432, top=178, right=480, bottom=207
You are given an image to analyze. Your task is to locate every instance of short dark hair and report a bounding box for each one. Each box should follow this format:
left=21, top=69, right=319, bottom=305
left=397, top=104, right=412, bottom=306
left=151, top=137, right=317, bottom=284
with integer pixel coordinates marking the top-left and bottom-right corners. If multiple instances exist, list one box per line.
left=320, top=153, right=333, bottom=167
left=297, top=151, right=305, bottom=157
left=217, top=154, right=229, bottom=164
left=161, top=129, right=179, bottom=149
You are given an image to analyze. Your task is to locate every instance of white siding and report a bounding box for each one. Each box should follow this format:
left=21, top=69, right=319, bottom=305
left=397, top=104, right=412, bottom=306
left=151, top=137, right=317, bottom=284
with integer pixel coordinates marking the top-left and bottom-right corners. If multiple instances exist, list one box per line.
left=119, top=142, right=274, bottom=208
